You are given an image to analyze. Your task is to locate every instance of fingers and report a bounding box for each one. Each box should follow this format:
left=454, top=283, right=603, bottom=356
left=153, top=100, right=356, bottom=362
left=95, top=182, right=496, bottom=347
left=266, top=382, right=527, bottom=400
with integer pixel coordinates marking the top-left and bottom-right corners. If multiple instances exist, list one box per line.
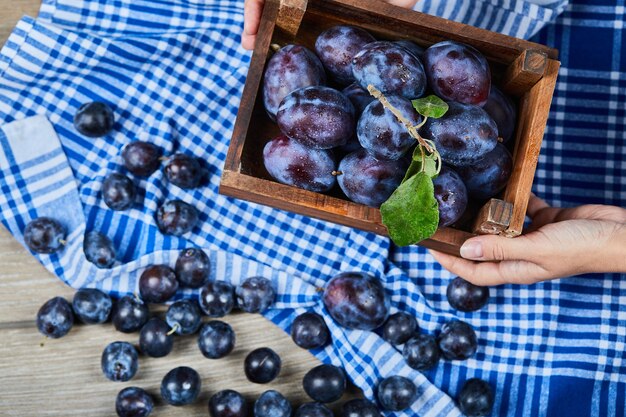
left=383, top=0, right=419, bottom=7
left=459, top=234, right=533, bottom=262
left=526, top=193, right=550, bottom=218
left=429, top=250, right=549, bottom=286
left=242, top=0, right=265, bottom=50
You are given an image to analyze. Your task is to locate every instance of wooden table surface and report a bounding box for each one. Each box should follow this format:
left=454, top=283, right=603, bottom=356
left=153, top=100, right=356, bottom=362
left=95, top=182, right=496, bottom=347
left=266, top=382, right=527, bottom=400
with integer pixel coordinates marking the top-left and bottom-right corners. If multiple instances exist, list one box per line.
left=0, top=2, right=337, bottom=416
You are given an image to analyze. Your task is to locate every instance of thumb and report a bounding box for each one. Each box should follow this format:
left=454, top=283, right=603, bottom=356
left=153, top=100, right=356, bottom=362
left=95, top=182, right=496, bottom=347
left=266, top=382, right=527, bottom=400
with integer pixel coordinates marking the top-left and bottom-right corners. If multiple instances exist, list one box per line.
left=460, top=235, right=532, bottom=262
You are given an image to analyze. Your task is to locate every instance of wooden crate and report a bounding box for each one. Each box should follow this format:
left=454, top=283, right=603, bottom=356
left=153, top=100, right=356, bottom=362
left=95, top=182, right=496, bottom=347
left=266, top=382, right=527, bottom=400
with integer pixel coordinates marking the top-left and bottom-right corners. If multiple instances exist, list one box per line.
left=220, top=0, right=560, bottom=255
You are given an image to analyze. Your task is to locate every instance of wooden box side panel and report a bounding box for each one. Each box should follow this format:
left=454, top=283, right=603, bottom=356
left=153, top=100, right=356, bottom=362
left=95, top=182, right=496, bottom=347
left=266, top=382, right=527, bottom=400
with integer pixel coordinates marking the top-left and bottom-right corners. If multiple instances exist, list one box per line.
left=224, top=0, right=280, bottom=173
left=220, top=171, right=472, bottom=255
left=504, top=59, right=561, bottom=235
left=306, top=0, right=557, bottom=64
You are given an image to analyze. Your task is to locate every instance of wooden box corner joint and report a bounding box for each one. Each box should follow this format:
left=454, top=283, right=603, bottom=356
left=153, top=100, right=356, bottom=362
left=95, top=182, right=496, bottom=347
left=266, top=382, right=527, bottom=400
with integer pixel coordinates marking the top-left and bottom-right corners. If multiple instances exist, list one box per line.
left=472, top=199, right=513, bottom=235
left=277, top=0, right=309, bottom=39
left=501, top=49, right=548, bottom=96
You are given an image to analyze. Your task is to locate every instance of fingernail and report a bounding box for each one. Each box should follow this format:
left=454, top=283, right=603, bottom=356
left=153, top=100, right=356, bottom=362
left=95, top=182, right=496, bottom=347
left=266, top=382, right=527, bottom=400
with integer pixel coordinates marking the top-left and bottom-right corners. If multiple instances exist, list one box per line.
left=460, top=241, right=483, bottom=259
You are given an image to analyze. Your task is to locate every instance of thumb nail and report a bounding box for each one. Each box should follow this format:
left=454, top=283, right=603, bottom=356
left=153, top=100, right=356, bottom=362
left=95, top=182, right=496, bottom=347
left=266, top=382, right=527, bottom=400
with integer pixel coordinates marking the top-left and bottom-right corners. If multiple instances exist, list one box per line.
left=460, top=241, right=483, bottom=259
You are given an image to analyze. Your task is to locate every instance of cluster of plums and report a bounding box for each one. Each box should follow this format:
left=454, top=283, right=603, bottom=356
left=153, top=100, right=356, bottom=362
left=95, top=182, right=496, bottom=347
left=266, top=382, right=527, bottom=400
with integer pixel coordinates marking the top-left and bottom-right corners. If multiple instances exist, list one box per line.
left=21, top=101, right=210, bottom=265
left=261, top=25, right=516, bottom=228
left=35, top=265, right=494, bottom=416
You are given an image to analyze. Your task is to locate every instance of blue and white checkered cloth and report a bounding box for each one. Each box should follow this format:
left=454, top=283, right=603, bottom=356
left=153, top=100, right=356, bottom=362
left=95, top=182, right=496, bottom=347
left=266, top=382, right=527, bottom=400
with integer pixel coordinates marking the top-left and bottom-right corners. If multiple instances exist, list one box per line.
left=0, top=0, right=624, bottom=416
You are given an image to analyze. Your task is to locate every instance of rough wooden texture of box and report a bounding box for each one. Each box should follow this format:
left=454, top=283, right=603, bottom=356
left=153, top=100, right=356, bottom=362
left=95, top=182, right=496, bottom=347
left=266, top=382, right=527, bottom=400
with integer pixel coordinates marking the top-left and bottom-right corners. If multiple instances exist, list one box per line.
left=220, top=0, right=560, bottom=255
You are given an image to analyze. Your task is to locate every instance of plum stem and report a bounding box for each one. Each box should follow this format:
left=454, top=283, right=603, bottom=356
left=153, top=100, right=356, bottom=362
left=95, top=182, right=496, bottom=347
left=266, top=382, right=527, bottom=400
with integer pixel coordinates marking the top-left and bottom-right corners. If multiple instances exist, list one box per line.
left=58, top=238, right=67, bottom=246
left=366, top=85, right=434, bottom=153
left=270, top=43, right=281, bottom=52
left=166, top=323, right=179, bottom=336
left=331, top=171, right=343, bottom=176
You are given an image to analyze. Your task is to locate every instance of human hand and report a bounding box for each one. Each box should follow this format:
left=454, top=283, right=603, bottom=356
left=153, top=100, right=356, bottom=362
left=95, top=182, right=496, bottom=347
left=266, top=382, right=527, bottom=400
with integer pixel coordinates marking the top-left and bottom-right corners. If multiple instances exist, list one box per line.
left=430, top=195, right=626, bottom=285
left=241, top=0, right=419, bottom=50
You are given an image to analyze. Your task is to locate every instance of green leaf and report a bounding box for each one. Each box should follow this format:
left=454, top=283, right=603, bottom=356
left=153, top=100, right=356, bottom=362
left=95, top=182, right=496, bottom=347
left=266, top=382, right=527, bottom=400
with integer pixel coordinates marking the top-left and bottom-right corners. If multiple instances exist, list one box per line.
left=380, top=172, right=439, bottom=246
left=402, top=160, right=422, bottom=184
left=412, top=95, right=449, bottom=119
left=402, top=146, right=438, bottom=183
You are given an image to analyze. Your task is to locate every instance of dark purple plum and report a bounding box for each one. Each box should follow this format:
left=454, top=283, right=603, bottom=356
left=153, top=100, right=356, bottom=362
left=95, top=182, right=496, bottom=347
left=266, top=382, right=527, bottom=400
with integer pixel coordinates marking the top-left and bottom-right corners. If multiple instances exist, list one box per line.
left=394, top=40, right=424, bottom=59
left=102, top=173, right=136, bottom=211
left=139, top=317, right=174, bottom=358
left=295, top=402, right=334, bottom=417
left=254, top=390, right=291, bottom=417
left=433, top=166, right=468, bottom=227
left=101, top=341, right=138, bottom=382
left=291, top=312, right=330, bottom=349
left=458, top=378, right=494, bottom=417
left=455, top=143, right=513, bottom=200
left=155, top=200, right=199, bottom=236
left=277, top=86, right=355, bottom=149
left=446, top=277, right=489, bottom=312
left=322, top=272, right=390, bottom=331
left=382, top=312, right=418, bottom=345
left=235, top=276, right=275, bottom=314
left=74, top=102, right=114, bottom=138
left=112, top=295, right=150, bottom=333
left=421, top=102, right=498, bottom=166
left=303, top=364, right=346, bottom=403
left=165, top=300, right=202, bottom=335
left=337, top=149, right=407, bottom=208
left=244, top=347, right=281, bottom=384
left=437, top=320, right=478, bottom=360
left=376, top=376, right=417, bottom=411
left=423, top=41, right=491, bottom=106
left=483, top=86, right=516, bottom=143
left=198, top=320, right=236, bottom=359
left=315, top=25, right=376, bottom=85
left=342, top=83, right=375, bottom=116
left=175, top=248, right=211, bottom=289
left=199, top=281, right=235, bottom=318
left=164, top=153, right=203, bottom=189
left=403, top=334, right=441, bottom=371
left=263, top=135, right=336, bottom=193
left=357, top=95, right=422, bottom=161
left=83, top=231, right=116, bottom=269
left=121, top=141, right=162, bottom=177
left=342, top=399, right=381, bottom=417
left=116, top=387, right=154, bottom=417
left=23, top=217, right=65, bottom=254
left=352, top=41, right=427, bottom=99
left=209, top=389, right=248, bottom=417
left=72, top=288, right=112, bottom=324
left=138, top=264, right=179, bottom=304
left=36, top=296, right=74, bottom=338
left=160, top=366, right=201, bottom=406
left=263, top=44, right=326, bottom=120
left=116, top=386, right=154, bottom=417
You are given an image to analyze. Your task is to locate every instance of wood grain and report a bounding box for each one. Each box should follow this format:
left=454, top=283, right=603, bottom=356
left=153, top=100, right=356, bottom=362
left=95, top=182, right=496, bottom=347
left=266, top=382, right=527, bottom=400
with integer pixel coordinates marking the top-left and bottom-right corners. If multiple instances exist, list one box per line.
left=220, top=170, right=474, bottom=256
left=472, top=199, right=513, bottom=235
left=0, top=0, right=40, bottom=46
left=276, top=0, right=309, bottom=40
left=504, top=59, right=560, bottom=236
left=0, top=2, right=330, bottom=415
left=501, top=50, right=548, bottom=96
